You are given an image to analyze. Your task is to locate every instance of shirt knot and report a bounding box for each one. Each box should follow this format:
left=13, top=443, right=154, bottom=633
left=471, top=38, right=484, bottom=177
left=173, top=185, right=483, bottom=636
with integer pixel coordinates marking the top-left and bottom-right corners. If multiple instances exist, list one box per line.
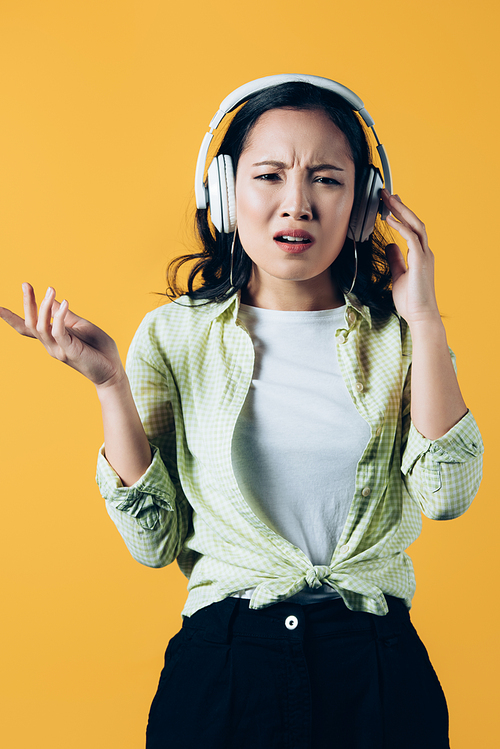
left=305, top=565, right=331, bottom=589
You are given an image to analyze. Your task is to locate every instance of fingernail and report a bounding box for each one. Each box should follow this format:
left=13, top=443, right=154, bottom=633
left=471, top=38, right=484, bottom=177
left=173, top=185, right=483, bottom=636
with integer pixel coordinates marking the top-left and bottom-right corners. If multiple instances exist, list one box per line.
left=44, top=286, right=53, bottom=299
left=22, top=283, right=28, bottom=293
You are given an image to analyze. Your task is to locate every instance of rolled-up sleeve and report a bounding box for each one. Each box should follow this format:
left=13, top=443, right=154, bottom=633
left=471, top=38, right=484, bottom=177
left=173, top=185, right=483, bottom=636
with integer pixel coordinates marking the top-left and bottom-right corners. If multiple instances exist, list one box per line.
left=96, top=443, right=190, bottom=567
left=401, top=410, right=484, bottom=520
left=95, top=308, right=191, bottom=567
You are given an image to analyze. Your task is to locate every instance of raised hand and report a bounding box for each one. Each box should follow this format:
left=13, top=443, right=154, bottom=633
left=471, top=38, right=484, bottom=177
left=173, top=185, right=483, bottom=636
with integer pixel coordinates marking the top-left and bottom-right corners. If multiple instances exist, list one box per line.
left=382, top=190, right=440, bottom=326
left=380, top=191, right=468, bottom=437
left=0, top=283, right=125, bottom=388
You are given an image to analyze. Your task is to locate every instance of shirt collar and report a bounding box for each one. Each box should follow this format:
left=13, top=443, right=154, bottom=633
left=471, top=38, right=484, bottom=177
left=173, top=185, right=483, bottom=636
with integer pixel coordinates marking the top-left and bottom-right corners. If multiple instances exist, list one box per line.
left=179, top=292, right=239, bottom=322
left=190, top=290, right=372, bottom=328
left=344, top=293, right=372, bottom=328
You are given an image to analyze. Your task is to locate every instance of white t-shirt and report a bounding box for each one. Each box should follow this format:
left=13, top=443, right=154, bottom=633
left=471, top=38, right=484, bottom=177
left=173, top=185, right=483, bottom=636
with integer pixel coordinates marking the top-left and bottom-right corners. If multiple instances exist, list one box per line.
left=231, top=303, right=371, bottom=602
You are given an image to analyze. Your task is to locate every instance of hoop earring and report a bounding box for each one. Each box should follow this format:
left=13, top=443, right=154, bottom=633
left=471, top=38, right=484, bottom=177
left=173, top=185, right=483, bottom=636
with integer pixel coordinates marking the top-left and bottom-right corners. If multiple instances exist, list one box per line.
left=346, top=235, right=358, bottom=295
left=229, top=227, right=238, bottom=289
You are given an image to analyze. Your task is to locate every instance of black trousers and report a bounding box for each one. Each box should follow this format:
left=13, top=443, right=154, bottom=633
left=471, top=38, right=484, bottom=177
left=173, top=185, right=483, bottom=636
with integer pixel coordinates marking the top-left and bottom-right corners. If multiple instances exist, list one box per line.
left=146, top=595, right=450, bottom=749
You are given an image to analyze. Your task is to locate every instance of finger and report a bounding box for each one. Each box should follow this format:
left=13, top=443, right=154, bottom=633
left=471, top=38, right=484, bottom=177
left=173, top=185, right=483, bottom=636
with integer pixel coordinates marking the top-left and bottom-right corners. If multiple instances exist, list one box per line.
left=37, top=285, right=55, bottom=325
left=36, top=286, right=58, bottom=347
left=385, top=194, right=429, bottom=248
left=385, top=214, right=425, bottom=260
left=384, top=242, right=407, bottom=283
left=51, top=299, right=73, bottom=347
left=381, top=188, right=393, bottom=215
left=50, top=297, right=85, bottom=328
left=0, top=306, right=37, bottom=337
left=22, top=283, right=38, bottom=331
left=382, top=190, right=423, bottom=230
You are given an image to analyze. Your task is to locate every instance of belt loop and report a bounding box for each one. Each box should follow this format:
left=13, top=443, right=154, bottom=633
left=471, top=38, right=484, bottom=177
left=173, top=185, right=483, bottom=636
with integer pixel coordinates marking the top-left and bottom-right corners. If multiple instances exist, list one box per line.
left=370, top=596, right=404, bottom=645
left=203, top=597, right=239, bottom=644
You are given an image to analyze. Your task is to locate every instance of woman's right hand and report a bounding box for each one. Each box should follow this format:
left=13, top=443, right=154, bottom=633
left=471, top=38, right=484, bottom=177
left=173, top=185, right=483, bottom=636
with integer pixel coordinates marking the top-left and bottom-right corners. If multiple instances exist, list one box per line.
left=0, top=283, right=125, bottom=388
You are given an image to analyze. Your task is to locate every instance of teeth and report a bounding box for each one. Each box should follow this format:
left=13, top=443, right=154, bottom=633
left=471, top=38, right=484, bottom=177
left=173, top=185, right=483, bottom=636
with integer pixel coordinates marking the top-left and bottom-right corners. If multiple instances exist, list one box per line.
left=280, top=235, right=309, bottom=242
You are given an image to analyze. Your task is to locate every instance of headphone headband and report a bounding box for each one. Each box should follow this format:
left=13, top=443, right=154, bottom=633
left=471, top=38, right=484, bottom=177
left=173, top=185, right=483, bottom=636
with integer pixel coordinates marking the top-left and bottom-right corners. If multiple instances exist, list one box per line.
left=195, top=74, right=393, bottom=239
left=209, top=74, right=371, bottom=129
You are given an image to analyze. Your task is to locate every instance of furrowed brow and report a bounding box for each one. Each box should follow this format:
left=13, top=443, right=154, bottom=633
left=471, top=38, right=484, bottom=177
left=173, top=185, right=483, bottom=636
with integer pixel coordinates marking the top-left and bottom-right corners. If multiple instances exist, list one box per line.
left=308, top=163, right=344, bottom=172
left=251, top=160, right=287, bottom=168
left=251, top=160, right=344, bottom=171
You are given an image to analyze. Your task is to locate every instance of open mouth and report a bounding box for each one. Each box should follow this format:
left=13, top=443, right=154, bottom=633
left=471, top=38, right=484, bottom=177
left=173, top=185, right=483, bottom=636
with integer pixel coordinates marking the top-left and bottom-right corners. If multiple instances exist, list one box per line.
left=273, top=231, right=315, bottom=252
left=275, top=235, right=312, bottom=245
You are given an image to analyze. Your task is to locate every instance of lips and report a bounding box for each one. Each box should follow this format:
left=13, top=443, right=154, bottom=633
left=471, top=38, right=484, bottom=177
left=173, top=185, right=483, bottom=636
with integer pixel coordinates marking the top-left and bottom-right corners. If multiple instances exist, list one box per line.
left=273, top=229, right=315, bottom=253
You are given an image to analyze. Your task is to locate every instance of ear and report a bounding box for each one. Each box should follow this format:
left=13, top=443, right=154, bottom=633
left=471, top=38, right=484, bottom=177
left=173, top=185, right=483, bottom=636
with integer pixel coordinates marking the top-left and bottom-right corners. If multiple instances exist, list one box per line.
left=206, top=155, right=236, bottom=234
left=222, top=156, right=236, bottom=234
left=349, top=166, right=383, bottom=242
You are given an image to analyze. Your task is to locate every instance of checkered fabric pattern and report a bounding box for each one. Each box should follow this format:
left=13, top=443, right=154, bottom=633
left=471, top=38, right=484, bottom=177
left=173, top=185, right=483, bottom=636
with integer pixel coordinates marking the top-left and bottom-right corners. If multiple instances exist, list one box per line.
left=96, top=293, right=483, bottom=618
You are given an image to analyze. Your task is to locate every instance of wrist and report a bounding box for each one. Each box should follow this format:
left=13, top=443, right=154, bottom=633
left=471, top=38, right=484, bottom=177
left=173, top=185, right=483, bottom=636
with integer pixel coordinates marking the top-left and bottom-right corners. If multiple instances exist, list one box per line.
left=407, top=314, right=446, bottom=339
left=95, top=369, right=129, bottom=400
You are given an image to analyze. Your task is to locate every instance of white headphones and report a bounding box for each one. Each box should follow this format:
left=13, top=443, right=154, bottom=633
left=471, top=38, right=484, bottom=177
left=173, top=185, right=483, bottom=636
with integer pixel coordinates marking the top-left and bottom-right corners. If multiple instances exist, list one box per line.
left=194, top=74, right=392, bottom=243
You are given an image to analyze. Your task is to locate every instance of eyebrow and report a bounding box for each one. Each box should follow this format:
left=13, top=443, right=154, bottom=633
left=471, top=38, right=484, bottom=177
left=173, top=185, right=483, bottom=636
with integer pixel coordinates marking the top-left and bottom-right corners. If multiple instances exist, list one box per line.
left=251, top=160, right=344, bottom=172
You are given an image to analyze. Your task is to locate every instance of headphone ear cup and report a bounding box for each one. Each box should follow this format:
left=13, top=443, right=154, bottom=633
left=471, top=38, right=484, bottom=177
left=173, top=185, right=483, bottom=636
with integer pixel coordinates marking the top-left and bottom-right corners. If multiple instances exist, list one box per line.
left=349, top=166, right=384, bottom=243
left=206, top=154, right=236, bottom=234
left=207, top=157, right=223, bottom=233
left=222, top=155, right=236, bottom=233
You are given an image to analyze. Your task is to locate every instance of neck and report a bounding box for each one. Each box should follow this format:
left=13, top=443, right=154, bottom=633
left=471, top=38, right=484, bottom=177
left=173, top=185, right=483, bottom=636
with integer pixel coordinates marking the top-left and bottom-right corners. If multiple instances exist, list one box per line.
left=241, top=267, right=344, bottom=311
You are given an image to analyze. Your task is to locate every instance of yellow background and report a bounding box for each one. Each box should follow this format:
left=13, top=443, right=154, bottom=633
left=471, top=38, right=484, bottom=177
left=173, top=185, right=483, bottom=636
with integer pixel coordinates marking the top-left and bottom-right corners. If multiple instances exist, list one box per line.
left=0, top=1, right=498, bottom=746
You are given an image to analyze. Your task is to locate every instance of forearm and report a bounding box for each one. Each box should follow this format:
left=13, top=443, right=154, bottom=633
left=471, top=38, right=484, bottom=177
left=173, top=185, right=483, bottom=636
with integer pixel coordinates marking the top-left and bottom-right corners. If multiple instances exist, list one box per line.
left=409, top=316, right=468, bottom=440
left=96, top=373, right=152, bottom=487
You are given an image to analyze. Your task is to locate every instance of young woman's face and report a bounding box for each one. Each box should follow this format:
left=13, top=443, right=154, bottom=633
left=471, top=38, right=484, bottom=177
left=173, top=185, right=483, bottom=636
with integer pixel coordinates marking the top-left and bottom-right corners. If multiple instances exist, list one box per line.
left=235, top=107, right=356, bottom=297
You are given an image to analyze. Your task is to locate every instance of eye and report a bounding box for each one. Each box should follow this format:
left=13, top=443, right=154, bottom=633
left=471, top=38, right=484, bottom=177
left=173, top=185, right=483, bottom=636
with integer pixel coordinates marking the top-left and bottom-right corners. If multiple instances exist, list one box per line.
left=255, top=173, right=281, bottom=181
left=313, top=176, right=342, bottom=185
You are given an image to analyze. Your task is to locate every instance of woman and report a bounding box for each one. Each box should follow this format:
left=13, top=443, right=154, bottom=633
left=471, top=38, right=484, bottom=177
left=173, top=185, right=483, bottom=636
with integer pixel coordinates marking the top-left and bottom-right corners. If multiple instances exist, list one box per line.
left=0, top=75, right=483, bottom=748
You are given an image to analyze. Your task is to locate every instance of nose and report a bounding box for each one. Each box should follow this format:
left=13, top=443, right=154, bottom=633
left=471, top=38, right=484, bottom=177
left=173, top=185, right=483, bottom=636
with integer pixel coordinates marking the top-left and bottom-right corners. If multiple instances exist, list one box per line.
left=279, top=176, right=313, bottom=220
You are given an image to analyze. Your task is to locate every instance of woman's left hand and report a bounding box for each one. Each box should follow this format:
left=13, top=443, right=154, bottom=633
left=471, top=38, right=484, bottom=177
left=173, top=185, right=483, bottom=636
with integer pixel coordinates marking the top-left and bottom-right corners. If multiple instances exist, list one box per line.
left=381, top=190, right=441, bottom=326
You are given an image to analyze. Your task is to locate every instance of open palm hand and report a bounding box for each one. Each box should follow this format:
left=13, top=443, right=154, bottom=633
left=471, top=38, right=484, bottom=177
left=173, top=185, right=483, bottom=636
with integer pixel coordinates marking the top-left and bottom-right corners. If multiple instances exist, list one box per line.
left=0, top=284, right=125, bottom=388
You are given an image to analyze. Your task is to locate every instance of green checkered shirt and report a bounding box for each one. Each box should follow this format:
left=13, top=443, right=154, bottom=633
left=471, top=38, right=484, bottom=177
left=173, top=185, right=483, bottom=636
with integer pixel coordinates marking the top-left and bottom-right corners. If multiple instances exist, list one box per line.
left=96, top=292, right=483, bottom=618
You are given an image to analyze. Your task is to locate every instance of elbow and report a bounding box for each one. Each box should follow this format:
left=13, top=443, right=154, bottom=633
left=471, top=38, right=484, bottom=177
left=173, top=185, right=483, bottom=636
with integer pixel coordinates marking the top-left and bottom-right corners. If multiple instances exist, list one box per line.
left=421, top=486, right=480, bottom=521
left=106, top=502, right=185, bottom=569
left=135, top=553, right=172, bottom=569
left=131, top=525, right=185, bottom=569
left=409, top=454, right=483, bottom=521
left=423, top=506, right=469, bottom=521
left=129, top=535, right=180, bottom=568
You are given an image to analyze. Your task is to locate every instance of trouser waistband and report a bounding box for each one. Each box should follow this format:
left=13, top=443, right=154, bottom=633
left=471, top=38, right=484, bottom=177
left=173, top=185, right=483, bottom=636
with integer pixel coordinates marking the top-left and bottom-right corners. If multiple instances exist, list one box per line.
left=182, top=594, right=410, bottom=644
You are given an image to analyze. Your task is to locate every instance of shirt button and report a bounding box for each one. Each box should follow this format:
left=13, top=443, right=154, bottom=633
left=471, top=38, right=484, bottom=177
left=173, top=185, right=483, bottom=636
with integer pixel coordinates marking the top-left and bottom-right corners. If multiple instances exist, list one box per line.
left=361, top=487, right=371, bottom=497
left=348, top=311, right=356, bottom=324
left=355, top=381, right=364, bottom=392
left=375, top=426, right=382, bottom=436
left=285, top=615, right=299, bottom=630
left=340, top=544, right=350, bottom=554
left=337, top=334, right=347, bottom=344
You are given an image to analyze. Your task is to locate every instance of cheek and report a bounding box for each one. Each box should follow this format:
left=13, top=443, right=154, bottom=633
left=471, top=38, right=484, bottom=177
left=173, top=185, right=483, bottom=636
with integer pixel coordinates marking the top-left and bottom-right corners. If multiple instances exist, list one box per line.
left=323, top=191, right=354, bottom=232
left=235, top=182, right=271, bottom=227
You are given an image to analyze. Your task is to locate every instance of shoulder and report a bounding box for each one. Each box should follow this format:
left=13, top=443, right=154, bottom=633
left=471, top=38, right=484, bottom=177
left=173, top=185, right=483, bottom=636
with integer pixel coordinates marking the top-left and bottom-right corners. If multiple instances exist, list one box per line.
left=136, top=295, right=223, bottom=331
left=128, top=295, right=237, bottom=362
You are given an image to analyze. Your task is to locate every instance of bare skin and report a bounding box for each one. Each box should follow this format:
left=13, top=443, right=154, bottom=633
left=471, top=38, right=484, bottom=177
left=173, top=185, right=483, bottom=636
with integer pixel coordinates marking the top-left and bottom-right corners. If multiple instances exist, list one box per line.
left=0, top=108, right=467, bottom=485
left=235, top=109, right=355, bottom=311
left=0, top=285, right=152, bottom=487
left=382, top=190, right=467, bottom=438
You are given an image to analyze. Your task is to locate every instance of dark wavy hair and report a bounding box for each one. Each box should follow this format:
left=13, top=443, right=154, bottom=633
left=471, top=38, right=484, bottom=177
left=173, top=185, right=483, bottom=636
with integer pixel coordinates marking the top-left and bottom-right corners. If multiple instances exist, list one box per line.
left=165, top=82, right=395, bottom=316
